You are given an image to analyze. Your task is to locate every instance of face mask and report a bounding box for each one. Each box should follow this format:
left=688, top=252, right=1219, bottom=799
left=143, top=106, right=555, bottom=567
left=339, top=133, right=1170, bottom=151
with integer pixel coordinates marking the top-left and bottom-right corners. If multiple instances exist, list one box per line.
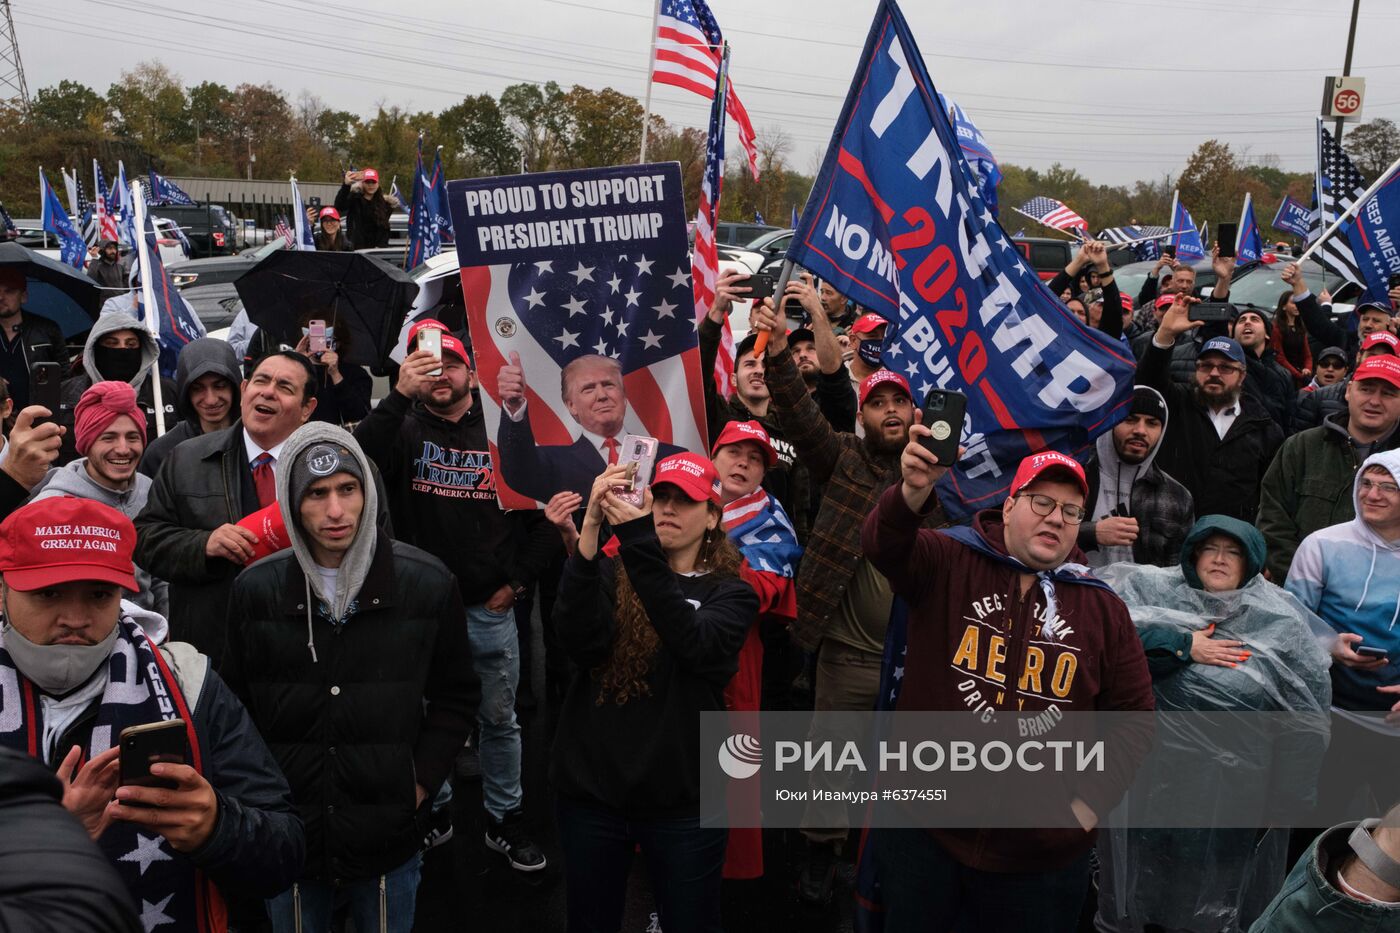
left=858, top=339, right=884, bottom=368
left=93, top=344, right=143, bottom=383
left=2, top=616, right=117, bottom=695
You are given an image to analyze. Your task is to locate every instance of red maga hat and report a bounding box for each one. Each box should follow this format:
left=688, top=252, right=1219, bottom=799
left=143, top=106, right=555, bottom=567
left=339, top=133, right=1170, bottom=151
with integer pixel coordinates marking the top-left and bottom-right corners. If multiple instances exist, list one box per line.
left=651, top=453, right=722, bottom=505
left=858, top=368, right=912, bottom=408
left=710, top=420, right=778, bottom=468
left=406, top=319, right=472, bottom=367
left=0, top=497, right=138, bottom=592
left=1008, top=451, right=1088, bottom=500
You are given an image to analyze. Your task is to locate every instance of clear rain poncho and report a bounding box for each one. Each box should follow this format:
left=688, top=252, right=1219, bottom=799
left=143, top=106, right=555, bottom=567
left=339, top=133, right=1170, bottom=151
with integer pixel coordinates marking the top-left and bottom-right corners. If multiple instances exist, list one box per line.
left=1093, top=559, right=1334, bottom=933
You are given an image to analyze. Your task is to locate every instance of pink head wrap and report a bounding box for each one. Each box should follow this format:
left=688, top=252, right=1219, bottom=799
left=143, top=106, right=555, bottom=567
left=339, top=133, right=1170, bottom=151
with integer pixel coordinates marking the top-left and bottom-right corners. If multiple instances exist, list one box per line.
left=74, top=380, right=146, bottom=457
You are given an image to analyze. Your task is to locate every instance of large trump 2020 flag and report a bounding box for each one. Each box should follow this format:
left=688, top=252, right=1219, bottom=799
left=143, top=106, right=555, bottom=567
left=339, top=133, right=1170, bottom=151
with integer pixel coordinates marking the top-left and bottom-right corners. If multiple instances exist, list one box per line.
left=785, top=0, right=1134, bottom=521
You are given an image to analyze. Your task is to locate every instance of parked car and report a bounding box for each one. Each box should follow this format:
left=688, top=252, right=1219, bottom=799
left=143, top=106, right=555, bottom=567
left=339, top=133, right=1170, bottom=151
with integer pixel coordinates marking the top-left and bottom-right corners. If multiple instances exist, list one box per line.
left=1012, top=236, right=1076, bottom=282
left=716, top=221, right=778, bottom=247
left=1110, top=256, right=1352, bottom=310
left=149, top=203, right=239, bottom=256
left=168, top=237, right=287, bottom=288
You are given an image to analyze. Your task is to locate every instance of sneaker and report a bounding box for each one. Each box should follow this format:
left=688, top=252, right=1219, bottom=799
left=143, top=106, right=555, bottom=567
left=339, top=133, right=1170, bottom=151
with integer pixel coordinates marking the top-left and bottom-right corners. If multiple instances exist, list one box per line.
left=484, top=809, right=548, bottom=872
left=422, top=806, right=454, bottom=851
left=797, top=840, right=837, bottom=906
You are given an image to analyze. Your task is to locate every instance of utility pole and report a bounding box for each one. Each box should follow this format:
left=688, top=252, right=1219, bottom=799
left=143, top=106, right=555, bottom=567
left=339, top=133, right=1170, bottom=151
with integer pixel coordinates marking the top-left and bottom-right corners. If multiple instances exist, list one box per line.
left=0, top=0, right=30, bottom=116
left=1335, top=0, right=1361, bottom=144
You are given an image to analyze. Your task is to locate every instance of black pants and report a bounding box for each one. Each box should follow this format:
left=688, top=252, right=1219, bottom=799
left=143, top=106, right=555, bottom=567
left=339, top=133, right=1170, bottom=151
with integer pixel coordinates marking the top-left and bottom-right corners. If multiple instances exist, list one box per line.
left=871, top=828, right=1091, bottom=933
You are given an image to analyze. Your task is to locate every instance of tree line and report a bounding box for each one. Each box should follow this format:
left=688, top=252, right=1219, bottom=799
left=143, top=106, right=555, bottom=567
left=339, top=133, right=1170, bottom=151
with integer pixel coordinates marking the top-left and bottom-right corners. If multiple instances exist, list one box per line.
left=2, top=58, right=1399, bottom=240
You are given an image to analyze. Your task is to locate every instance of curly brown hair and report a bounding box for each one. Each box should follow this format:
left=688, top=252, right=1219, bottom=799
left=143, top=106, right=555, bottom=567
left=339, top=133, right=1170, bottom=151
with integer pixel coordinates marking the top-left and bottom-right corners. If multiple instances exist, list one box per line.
left=593, top=506, right=745, bottom=706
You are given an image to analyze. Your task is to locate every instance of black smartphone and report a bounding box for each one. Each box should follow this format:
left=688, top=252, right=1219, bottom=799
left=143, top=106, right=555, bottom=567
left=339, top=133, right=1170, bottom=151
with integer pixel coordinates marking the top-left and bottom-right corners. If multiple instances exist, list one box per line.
left=1189, top=302, right=1236, bottom=324
left=1355, top=645, right=1390, bottom=661
left=29, top=361, right=61, bottom=421
left=1388, top=272, right=1400, bottom=290
left=919, top=389, right=967, bottom=465
left=1161, top=244, right=1176, bottom=259
left=308, top=195, right=322, bottom=209
left=119, top=719, right=188, bottom=795
left=745, top=273, right=775, bottom=301
left=1216, top=223, right=1237, bottom=259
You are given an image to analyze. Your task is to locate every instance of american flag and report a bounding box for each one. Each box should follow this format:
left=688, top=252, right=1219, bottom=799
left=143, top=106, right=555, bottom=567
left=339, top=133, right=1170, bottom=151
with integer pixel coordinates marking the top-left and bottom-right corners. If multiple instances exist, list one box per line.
left=464, top=243, right=708, bottom=508
left=1100, top=224, right=1169, bottom=261
left=1311, top=122, right=1367, bottom=285
left=93, top=160, right=118, bottom=243
left=692, top=48, right=733, bottom=396
left=1018, top=196, right=1088, bottom=234
left=274, top=214, right=295, bottom=248
left=654, top=0, right=760, bottom=181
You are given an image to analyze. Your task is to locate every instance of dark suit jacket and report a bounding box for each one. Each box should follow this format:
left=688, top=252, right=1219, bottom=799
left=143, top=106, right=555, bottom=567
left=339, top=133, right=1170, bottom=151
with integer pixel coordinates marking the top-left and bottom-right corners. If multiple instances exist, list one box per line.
left=497, top=410, right=684, bottom=502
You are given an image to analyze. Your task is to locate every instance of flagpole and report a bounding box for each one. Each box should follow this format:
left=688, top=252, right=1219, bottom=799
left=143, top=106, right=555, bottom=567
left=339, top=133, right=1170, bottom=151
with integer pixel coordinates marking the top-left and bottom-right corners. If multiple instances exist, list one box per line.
left=638, top=0, right=662, bottom=163
left=131, top=180, right=167, bottom=437
left=1104, top=230, right=1194, bottom=251
left=1237, top=194, right=1250, bottom=258
left=1296, top=153, right=1400, bottom=267
left=1167, top=188, right=1181, bottom=254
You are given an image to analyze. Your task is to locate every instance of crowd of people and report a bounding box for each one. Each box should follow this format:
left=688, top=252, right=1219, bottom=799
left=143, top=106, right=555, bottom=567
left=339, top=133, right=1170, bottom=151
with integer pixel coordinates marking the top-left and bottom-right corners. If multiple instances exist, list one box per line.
left=0, top=222, right=1399, bottom=933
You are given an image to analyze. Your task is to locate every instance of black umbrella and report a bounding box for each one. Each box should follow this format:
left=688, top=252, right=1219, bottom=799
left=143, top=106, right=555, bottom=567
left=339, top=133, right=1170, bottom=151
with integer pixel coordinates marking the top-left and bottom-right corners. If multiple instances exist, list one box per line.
left=0, top=241, right=101, bottom=337
left=233, top=250, right=419, bottom=369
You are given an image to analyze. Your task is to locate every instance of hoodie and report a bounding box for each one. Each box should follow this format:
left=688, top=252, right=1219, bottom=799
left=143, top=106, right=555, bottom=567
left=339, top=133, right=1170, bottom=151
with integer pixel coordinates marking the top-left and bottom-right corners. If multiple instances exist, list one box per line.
left=58, top=313, right=179, bottom=466
left=1089, top=386, right=1167, bottom=566
left=273, top=422, right=379, bottom=627
left=138, top=338, right=242, bottom=479
left=30, top=463, right=168, bottom=617
left=1286, top=449, right=1400, bottom=711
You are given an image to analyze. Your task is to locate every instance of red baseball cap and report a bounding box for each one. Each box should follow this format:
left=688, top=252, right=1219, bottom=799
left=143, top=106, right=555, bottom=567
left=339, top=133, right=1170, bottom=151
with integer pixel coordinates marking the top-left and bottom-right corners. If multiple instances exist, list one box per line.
left=362, top=168, right=380, bottom=182
left=1353, top=355, right=1400, bottom=390
left=651, top=453, right=723, bottom=505
left=850, top=313, right=887, bottom=337
left=1154, top=294, right=1177, bottom=311
left=858, top=368, right=912, bottom=408
left=0, top=497, right=138, bottom=592
left=318, top=207, right=341, bottom=222
left=406, top=319, right=471, bottom=367
left=1008, top=451, right=1089, bottom=500
left=1362, top=332, right=1399, bottom=355
left=710, top=420, right=777, bottom=468
left=1120, top=293, right=1134, bottom=313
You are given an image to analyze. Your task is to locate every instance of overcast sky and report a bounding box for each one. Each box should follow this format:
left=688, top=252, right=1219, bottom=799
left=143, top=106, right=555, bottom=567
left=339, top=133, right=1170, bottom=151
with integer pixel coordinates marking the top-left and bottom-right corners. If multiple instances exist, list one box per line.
left=18, top=0, right=1400, bottom=189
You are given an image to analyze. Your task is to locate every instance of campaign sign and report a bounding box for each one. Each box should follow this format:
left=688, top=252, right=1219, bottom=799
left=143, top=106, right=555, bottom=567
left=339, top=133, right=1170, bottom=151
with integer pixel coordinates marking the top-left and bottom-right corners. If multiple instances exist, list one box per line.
left=1345, top=169, right=1400, bottom=306
left=1272, top=195, right=1312, bottom=239
left=447, top=163, right=706, bottom=509
left=784, top=0, right=1134, bottom=521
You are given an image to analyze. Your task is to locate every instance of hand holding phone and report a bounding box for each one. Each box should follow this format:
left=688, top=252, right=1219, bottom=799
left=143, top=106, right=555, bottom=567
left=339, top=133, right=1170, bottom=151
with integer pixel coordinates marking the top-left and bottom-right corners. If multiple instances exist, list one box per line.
left=308, top=319, right=327, bottom=355
left=1355, top=645, right=1390, bottom=661
left=745, top=273, right=775, bottom=301
left=416, top=328, right=443, bottom=377
left=613, top=435, right=658, bottom=506
left=918, top=389, right=967, bottom=466
left=29, top=361, right=61, bottom=424
left=119, top=720, right=189, bottom=797
left=1216, top=223, right=1238, bottom=259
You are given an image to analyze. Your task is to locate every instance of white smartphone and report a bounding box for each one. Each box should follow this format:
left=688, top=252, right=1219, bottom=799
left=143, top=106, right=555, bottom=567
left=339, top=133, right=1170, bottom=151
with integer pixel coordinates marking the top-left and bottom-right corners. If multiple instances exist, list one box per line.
left=613, top=435, right=659, bottom=507
left=417, top=328, right=442, bottom=376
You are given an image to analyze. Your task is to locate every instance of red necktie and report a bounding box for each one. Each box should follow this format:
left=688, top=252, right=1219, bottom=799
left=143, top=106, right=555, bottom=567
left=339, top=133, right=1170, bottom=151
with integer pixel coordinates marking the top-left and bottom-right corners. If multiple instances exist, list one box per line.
left=251, top=452, right=276, bottom=509
left=603, top=437, right=620, bottom=466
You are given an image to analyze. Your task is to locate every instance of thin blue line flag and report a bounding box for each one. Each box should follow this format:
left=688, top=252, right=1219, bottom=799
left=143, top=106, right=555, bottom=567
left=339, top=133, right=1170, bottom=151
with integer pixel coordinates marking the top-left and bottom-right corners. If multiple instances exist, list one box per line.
left=783, top=0, right=1133, bottom=524
left=39, top=171, right=86, bottom=269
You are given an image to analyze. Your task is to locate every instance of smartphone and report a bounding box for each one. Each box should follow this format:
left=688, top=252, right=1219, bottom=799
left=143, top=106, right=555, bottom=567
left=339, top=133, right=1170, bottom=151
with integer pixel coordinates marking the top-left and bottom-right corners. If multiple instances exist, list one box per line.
left=1216, top=223, right=1238, bottom=259
left=308, top=319, right=327, bottom=355
left=308, top=195, right=322, bottom=209
left=613, top=434, right=659, bottom=507
left=416, top=327, right=443, bottom=377
left=745, top=273, right=775, bottom=301
left=29, top=361, right=61, bottom=422
left=1189, top=302, right=1237, bottom=324
left=919, top=389, right=967, bottom=466
left=1388, top=272, right=1400, bottom=290
left=119, top=719, right=188, bottom=795
left=1355, top=645, right=1390, bottom=661
left=1161, top=244, right=1177, bottom=259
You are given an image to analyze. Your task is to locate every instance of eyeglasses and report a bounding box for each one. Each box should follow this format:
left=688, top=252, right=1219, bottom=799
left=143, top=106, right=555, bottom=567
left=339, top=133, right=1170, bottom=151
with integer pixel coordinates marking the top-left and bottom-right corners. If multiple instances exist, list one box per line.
left=1195, top=362, right=1244, bottom=375
left=1198, top=543, right=1244, bottom=561
left=1014, top=493, right=1086, bottom=524
left=1360, top=478, right=1400, bottom=496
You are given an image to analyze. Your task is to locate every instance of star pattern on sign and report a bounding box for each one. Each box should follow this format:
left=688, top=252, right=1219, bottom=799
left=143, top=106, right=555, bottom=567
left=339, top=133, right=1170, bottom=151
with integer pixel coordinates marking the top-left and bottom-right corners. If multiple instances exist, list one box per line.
left=119, top=833, right=172, bottom=876
left=506, top=250, right=700, bottom=370
left=918, top=380, right=933, bottom=397
left=140, top=894, right=175, bottom=931
left=534, top=260, right=553, bottom=273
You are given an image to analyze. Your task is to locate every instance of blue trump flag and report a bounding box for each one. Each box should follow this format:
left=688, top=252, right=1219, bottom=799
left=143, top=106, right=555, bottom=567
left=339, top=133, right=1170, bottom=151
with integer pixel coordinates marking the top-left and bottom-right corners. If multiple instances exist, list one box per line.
left=1345, top=166, right=1400, bottom=307
left=429, top=147, right=454, bottom=243
left=1169, top=196, right=1205, bottom=261
left=784, top=0, right=1134, bottom=524
left=1236, top=193, right=1264, bottom=266
left=133, top=185, right=206, bottom=378
left=1272, top=194, right=1312, bottom=239
left=940, top=94, right=1001, bottom=216
left=147, top=169, right=196, bottom=207
left=790, top=205, right=799, bottom=229
left=754, top=209, right=765, bottom=225
left=39, top=171, right=86, bottom=268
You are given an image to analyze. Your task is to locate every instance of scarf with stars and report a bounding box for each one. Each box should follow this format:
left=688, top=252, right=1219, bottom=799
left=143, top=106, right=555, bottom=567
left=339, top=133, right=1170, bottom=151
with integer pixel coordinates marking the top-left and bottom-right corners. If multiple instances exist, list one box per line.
left=0, top=617, right=226, bottom=933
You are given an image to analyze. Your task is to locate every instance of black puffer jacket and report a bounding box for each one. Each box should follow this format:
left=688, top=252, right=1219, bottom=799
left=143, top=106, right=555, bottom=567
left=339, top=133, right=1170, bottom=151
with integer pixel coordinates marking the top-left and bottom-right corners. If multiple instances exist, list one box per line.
left=0, top=749, right=142, bottom=933
left=223, top=534, right=478, bottom=882
left=1243, top=345, right=1297, bottom=433
left=333, top=184, right=395, bottom=249
left=138, top=337, right=242, bottom=479
left=1293, top=378, right=1348, bottom=434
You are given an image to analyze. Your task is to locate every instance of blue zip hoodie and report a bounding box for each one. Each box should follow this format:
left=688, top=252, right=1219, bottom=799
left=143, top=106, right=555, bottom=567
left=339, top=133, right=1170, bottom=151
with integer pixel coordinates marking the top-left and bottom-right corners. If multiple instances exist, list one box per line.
left=1285, top=448, right=1400, bottom=710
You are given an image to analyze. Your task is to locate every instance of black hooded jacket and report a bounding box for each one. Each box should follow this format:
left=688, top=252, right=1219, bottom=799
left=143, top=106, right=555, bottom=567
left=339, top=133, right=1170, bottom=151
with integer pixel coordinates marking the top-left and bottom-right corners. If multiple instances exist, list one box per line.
left=138, top=337, right=242, bottom=478
left=333, top=183, right=395, bottom=249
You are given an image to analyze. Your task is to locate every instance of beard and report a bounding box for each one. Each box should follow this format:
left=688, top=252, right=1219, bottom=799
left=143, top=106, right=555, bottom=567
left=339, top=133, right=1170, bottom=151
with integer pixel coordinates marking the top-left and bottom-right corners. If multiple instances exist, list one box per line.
left=863, top=425, right=907, bottom=459
left=1192, top=382, right=1241, bottom=410
left=425, top=381, right=471, bottom=412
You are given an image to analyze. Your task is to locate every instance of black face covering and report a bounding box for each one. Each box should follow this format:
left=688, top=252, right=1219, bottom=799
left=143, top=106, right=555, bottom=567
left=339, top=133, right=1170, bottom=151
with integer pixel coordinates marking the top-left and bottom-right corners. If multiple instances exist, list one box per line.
left=93, top=344, right=143, bottom=383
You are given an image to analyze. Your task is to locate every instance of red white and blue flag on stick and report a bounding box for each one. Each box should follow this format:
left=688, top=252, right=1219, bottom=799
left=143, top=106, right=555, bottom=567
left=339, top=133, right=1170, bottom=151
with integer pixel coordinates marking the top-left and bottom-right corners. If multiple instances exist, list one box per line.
left=93, top=160, right=119, bottom=243
left=1344, top=163, right=1400, bottom=307
left=653, top=0, right=761, bottom=181
left=1169, top=195, right=1206, bottom=261
left=1235, top=192, right=1265, bottom=266
left=1272, top=194, right=1312, bottom=239
left=131, top=182, right=207, bottom=378
left=1017, top=196, right=1087, bottom=235
left=783, top=0, right=1134, bottom=524
left=40, top=170, right=86, bottom=268
left=148, top=170, right=197, bottom=207
left=113, top=162, right=137, bottom=248
left=693, top=46, right=734, bottom=397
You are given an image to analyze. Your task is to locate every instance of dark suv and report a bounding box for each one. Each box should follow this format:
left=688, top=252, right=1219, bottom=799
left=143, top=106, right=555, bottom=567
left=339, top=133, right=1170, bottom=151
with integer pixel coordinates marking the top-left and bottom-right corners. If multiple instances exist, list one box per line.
left=150, top=204, right=239, bottom=257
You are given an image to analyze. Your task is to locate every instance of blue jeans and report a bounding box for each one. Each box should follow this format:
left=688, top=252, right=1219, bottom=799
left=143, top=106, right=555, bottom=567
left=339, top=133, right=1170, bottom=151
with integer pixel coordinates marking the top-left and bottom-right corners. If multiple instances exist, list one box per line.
left=870, top=828, right=1090, bottom=933
left=266, top=852, right=422, bottom=933
left=556, top=798, right=727, bottom=933
left=467, top=602, right=522, bottom=820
